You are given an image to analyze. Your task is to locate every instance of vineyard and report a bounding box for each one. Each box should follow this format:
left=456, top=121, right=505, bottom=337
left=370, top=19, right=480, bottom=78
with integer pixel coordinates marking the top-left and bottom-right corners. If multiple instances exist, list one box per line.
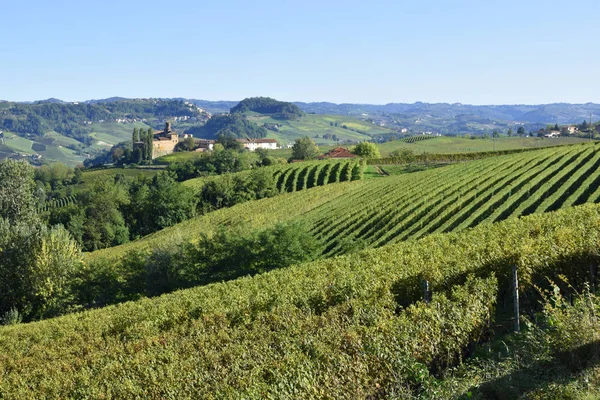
left=91, top=142, right=600, bottom=262
left=182, top=159, right=364, bottom=194
left=398, top=135, right=437, bottom=143
left=38, top=195, right=77, bottom=212
left=2, top=202, right=600, bottom=397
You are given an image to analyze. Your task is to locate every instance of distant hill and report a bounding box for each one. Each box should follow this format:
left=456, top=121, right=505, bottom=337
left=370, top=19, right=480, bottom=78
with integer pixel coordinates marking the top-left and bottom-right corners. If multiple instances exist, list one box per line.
left=2, top=96, right=599, bottom=165
left=231, top=97, right=303, bottom=120
left=185, top=113, right=267, bottom=140
left=294, top=101, right=600, bottom=125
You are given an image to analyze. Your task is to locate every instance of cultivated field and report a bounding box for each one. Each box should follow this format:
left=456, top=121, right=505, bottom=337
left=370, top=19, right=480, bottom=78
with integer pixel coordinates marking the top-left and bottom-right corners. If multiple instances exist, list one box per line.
left=89, top=142, right=600, bottom=262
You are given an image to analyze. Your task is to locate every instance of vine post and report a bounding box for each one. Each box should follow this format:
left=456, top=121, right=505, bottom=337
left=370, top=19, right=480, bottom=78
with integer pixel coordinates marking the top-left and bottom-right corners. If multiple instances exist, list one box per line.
left=512, top=265, right=520, bottom=333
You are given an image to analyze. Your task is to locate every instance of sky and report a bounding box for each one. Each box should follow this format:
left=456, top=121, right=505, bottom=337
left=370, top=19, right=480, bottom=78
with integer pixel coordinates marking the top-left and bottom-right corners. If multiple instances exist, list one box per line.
left=1, top=0, right=599, bottom=105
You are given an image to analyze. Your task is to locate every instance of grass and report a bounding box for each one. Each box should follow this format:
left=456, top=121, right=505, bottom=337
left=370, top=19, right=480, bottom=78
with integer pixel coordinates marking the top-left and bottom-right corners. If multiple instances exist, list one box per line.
left=247, top=114, right=391, bottom=146
left=154, top=151, right=206, bottom=164
left=377, top=136, right=590, bottom=156
left=1, top=132, right=35, bottom=154
left=88, top=122, right=151, bottom=145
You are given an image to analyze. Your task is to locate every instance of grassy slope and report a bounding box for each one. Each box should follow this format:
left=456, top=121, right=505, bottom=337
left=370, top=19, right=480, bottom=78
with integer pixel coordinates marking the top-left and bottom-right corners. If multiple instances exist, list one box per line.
left=3, top=203, right=600, bottom=397
left=88, top=142, right=600, bottom=263
left=88, top=180, right=361, bottom=261
left=377, top=136, right=590, bottom=156
left=247, top=114, right=393, bottom=146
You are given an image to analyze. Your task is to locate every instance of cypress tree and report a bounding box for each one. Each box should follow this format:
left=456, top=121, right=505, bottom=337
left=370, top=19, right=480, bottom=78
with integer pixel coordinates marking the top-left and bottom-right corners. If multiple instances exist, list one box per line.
left=132, top=127, right=139, bottom=143
left=146, top=128, right=153, bottom=160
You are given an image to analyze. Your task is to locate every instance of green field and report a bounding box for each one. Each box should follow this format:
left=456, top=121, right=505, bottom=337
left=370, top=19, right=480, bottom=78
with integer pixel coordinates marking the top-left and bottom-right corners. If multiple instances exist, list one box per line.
left=1, top=132, right=35, bottom=154
left=89, top=142, right=600, bottom=262
left=377, top=136, right=590, bottom=156
left=88, top=122, right=151, bottom=144
left=154, top=151, right=207, bottom=164
left=81, top=168, right=161, bottom=185
left=246, top=114, right=393, bottom=146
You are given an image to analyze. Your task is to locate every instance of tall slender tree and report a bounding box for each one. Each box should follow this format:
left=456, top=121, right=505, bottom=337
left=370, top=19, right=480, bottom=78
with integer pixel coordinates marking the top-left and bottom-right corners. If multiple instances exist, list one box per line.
left=132, top=127, right=139, bottom=143
left=146, top=128, right=153, bottom=160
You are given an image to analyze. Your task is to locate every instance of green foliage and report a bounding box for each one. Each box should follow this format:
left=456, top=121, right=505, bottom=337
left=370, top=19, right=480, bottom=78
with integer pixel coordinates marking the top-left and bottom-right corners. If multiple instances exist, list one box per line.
left=65, top=178, right=131, bottom=251
left=0, top=159, right=37, bottom=224
left=1, top=308, right=22, bottom=325
left=6, top=203, right=600, bottom=396
left=186, top=113, right=267, bottom=139
left=230, top=96, right=304, bottom=120
left=80, top=221, right=321, bottom=306
left=291, top=136, right=319, bottom=160
left=352, top=141, right=381, bottom=159
left=0, top=221, right=83, bottom=321
left=389, top=148, right=416, bottom=163
left=0, top=99, right=200, bottom=140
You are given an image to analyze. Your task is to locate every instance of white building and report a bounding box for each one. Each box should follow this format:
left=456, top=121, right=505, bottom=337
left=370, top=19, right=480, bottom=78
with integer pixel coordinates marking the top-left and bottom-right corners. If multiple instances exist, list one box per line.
left=237, top=138, right=278, bottom=151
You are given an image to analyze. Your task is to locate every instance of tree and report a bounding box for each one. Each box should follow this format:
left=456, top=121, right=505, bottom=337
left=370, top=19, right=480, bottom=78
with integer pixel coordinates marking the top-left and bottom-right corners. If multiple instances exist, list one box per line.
left=291, top=136, right=319, bottom=160
left=216, top=134, right=244, bottom=151
left=143, top=173, right=196, bottom=232
left=0, top=160, right=37, bottom=224
left=352, top=142, right=381, bottom=159
left=554, top=123, right=560, bottom=131
left=132, top=127, right=139, bottom=143
left=145, top=128, right=153, bottom=160
left=390, top=148, right=416, bottom=164
left=492, top=130, right=500, bottom=138
left=581, top=120, right=589, bottom=130
left=507, top=128, right=513, bottom=137
left=517, top=126, right=526, bottom=136
left=111, top=147, right=124, bottom=162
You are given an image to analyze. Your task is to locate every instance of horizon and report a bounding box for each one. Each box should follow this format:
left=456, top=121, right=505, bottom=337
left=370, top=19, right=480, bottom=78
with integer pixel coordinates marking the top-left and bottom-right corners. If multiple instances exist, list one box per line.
left=2, top=0, right=599, bottom=104
left=3, top=96, right=600, bottom=108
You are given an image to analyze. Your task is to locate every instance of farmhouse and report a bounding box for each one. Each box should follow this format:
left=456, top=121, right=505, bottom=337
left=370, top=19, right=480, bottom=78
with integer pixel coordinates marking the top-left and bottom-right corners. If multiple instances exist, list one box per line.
left=545, top=131, right=561, bottom=138
left=318, top=147, right=357, bottom=159
left=237, top=138, right=278, bottom=151
left=195, top=139, right=215, bottom=152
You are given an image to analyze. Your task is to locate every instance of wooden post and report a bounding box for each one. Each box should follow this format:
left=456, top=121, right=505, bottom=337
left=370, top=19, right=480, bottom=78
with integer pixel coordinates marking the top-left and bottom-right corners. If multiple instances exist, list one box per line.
left=423, top=280, right=430, bottom=304
left=512, top=265, right=520, bottom=333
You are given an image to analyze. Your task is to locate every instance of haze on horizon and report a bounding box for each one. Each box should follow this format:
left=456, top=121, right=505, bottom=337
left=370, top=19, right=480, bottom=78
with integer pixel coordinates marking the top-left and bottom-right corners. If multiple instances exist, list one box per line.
left=2, top=0, right=599, bottom=105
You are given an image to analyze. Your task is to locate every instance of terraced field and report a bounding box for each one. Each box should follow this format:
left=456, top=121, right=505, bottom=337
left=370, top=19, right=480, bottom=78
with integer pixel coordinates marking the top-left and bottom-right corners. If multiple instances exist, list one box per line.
left=89, top=143, right=600, bottom=262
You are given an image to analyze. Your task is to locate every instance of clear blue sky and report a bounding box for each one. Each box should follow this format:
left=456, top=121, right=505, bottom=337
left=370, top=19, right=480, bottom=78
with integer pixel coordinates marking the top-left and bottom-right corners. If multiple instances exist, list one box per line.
left=2, top=0, right=599, bottom=104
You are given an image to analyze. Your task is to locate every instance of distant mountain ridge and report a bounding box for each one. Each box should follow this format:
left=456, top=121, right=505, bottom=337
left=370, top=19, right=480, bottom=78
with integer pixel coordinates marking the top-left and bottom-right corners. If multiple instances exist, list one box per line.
left=12, top=97, right=600, bottom=125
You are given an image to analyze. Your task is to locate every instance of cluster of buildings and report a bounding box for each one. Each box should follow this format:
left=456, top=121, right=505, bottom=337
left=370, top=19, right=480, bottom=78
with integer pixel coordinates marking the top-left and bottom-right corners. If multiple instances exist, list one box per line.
left=142, top=122, right=280, bottom=159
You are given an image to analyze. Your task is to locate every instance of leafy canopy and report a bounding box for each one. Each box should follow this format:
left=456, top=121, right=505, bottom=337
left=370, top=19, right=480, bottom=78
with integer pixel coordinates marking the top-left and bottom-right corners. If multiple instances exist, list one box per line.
left=352, top=141, right=381, bottom=159
left=291, top=136, right=320, bottom=160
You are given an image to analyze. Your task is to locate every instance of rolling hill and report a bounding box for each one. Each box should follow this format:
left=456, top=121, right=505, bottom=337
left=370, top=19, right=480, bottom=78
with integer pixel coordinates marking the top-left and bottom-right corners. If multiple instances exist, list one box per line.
left=4, top=142, right=600, bottom=397
left=89, top=142, right=600, bottom=262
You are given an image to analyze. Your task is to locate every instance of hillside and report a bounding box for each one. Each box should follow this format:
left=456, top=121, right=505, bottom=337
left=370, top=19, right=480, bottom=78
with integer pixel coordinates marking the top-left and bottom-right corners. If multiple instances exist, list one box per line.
left=376, top=135, right=590, bottom=156
left=89, top=142, right=600, bottom=262
left=3, top=202, right=600, bottom=397
left=3, top=97, right=599, bottom=165
left=0, top=99, right=209, bottom=165
left=230, top=97, right=303, bottom=120
left=249, top=113, right=395, bottom=146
